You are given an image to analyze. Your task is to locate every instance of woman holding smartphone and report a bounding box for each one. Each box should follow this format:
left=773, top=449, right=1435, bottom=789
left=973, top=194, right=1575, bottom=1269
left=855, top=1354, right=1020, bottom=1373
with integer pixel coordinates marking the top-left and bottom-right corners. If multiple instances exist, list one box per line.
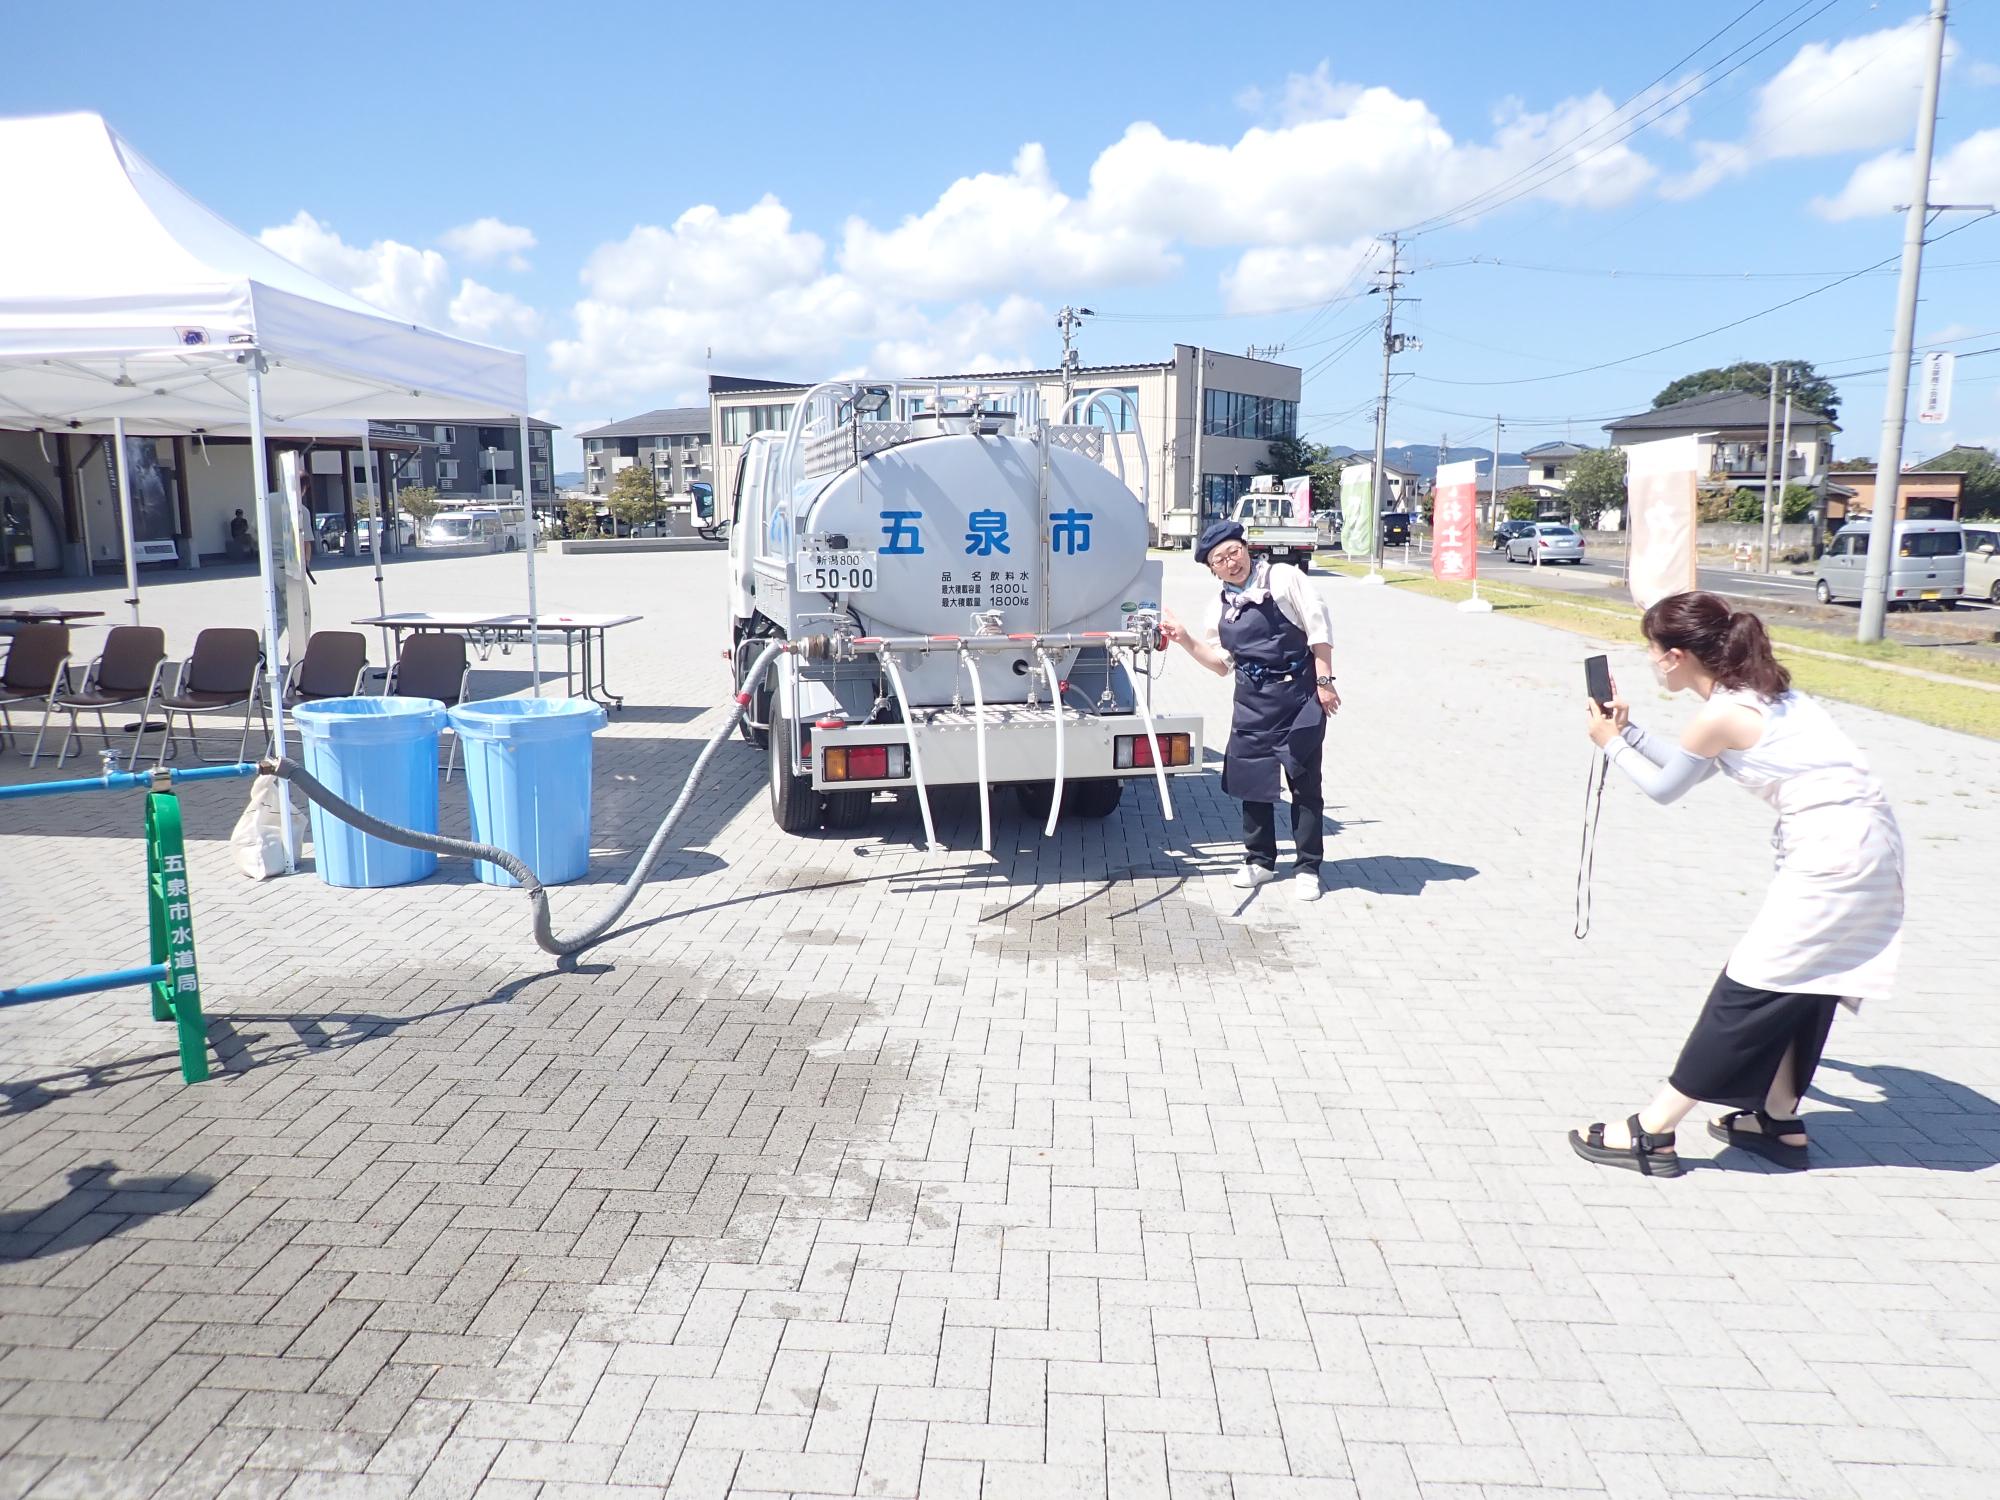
left=1570, top=591, right=1903, bottom=1176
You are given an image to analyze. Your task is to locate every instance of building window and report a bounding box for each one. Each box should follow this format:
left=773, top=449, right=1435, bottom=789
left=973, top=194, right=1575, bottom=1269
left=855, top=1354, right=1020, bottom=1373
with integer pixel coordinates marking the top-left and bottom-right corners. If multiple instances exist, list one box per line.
left=721, top=403, right=794, bottom=445
left=438, top=459, right=459, bottom=483
left=1200, top=472, right=1252, bottom=519
left=434, top=426, right=455, bottom=445
left=1203, top=389, right=1297, bottom=441
left=1541, top=464, right=1556, bottom=480
left=1077, top=386, right=1140, bottom=432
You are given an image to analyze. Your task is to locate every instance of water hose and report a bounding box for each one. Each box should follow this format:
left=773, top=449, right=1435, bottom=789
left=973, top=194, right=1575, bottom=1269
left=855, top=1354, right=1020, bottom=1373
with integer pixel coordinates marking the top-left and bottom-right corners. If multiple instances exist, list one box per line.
left=259, top=641, right=787, bottom=958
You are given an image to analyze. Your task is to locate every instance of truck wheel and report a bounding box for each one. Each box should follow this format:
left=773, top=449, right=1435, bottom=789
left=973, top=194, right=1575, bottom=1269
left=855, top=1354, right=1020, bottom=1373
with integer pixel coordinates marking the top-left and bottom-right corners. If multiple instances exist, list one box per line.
left=768, top=709, right=818, bottom=834
left=1293, top=550, right=1312, bottom=572
left=822, top=790, right=871, bottom=829
left=1014, top=778, right=1124, bottom=820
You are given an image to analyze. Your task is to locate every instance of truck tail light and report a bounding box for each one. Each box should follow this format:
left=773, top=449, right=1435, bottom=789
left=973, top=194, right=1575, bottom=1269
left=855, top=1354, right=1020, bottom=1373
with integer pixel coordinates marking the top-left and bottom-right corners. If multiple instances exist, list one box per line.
left=1115, top=732, right=1191, bottom=769
left=822, top=744, right=910, bottom=781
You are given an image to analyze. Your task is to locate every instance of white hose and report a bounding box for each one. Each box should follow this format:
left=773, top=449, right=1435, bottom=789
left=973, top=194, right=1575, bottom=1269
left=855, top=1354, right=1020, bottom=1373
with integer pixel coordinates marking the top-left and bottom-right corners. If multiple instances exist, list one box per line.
left=959, top=647, right=992, bottom=853
left=1036, top=647, right=1066, bottom=837
left=1127, top=650, right=1174, bottom=823
left=879, top=651, right=940, bottom=851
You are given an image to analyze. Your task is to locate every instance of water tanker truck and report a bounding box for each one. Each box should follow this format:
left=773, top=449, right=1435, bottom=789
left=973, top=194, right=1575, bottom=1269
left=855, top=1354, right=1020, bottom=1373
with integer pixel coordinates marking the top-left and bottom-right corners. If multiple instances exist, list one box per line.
left=726, top=377, right=1204, bottom=846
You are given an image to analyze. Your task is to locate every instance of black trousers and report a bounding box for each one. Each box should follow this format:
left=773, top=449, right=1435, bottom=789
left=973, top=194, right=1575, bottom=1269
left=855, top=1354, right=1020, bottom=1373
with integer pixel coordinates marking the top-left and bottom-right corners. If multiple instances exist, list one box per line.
left=1242, top=758, right=1324, bottom=873
left=1669, top=970, right=1839, bottom=1113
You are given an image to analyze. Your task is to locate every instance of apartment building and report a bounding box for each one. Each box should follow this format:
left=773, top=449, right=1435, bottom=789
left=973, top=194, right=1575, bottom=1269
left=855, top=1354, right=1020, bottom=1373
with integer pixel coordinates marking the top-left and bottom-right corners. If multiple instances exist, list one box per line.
left=575, top=406, right=713, bottom=499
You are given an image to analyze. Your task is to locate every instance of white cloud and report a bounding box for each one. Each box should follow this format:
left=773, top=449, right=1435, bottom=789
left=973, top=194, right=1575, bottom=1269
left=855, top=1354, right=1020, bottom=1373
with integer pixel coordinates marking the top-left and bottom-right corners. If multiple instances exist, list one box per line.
left=838, top=144, right=1176, bottom=300
left=1221, top=238, right=1380, bottom=315
left=581, top=195, right=825, bottom=307
left=853, top=295, right=1047, bottom=378
left=259, top=210, right=453, bottom=327
left=1235, top=60, right=1368, bottom=127
left=1666, top=20, right=1957, bottom=198
left=257, top=211, right=545, bottom=349
left=449, top=280, right=541, bottom=341
left=1812, top=127, right=2000, bottom=219
left=1086, top=85, right=1653, bottom=251
left=438, top=217, right=537, bottom=271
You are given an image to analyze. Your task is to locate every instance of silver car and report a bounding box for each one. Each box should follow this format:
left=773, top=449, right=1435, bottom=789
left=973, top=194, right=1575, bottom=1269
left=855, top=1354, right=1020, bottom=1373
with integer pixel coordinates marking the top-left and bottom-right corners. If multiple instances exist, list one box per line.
left=1506, top=522, right=1585, bottom=565
left=1814, top=519, right=1964, bottom=607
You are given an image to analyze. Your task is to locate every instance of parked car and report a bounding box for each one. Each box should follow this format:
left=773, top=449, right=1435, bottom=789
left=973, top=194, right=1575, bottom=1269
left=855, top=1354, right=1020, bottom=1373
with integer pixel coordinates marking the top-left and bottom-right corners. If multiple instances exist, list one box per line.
left=1493, top=518, right=1538, bottom=551
left=1963, top=519, right=2000, bottom=604
left=1506, top=522, right=1585, bottom=564
left=1814, top=519, right=1965, bottom=607
left=1380, top=511, right=1413, bottom=545
left=354, top=515, right=414, bottom=549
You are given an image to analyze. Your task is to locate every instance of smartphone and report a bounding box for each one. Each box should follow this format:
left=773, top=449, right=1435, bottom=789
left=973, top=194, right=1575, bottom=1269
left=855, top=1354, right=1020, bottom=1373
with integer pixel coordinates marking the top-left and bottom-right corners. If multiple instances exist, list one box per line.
left=1584, top=654, right=1614, bottom=712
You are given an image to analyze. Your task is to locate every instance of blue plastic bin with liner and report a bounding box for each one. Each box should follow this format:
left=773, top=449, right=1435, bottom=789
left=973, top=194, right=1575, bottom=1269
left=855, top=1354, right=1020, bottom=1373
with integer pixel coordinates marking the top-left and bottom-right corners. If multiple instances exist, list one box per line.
left=448, top=697, right=608, bottom=887
left=290, top=696, right=447, bottom=888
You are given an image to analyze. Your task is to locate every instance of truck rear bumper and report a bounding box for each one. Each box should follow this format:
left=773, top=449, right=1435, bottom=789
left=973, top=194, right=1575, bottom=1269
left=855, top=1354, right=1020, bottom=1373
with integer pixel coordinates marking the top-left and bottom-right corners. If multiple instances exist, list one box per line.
left=807, top=708, right=1205, bottom=791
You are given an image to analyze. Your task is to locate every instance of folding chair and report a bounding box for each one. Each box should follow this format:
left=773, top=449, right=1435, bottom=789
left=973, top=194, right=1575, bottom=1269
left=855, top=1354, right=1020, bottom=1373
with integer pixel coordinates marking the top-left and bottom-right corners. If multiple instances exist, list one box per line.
left=38, top=625, right=167, bottom=768
left=150, top=627, right=266, bottom=767
left=386, top=633, right=474, bottom=780
left=0, top=624, right=72, bottom=758
left=283, top=631, right=368, bottom=709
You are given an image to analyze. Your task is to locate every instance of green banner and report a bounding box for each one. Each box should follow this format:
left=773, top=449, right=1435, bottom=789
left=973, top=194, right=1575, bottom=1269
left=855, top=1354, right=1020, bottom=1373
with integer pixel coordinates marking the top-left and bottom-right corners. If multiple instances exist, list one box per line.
left=1340, top=462, right=1375, bottom=557
left=146, top=791, right=209, bottom=1083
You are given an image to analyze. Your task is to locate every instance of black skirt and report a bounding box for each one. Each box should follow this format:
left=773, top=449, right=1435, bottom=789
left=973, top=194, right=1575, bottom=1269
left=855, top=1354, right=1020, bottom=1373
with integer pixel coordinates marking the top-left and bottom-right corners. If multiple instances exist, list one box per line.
left=1669, top=970, right=1839, bottom=1112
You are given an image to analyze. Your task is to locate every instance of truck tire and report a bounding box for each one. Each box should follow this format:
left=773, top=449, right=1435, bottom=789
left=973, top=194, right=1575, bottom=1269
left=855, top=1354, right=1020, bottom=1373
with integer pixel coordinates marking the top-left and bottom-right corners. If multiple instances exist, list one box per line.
left=1014, top=778, right=1124, bottom=820
left=823, top=790, right=871, bottom=829
left=768, top=708, right=819, bottom=834
left=1293, top=549, right=1312, bottom=572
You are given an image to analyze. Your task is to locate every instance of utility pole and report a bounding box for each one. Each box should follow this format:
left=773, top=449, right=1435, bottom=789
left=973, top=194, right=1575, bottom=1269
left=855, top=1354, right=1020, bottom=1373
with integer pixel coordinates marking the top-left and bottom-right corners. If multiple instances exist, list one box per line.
left=1861, top=0, right=1950, bottom=642
left=1760, top=363, right=1781, bottom=573
left=1369, top=233, right=1417, bottom=570
left=1191, top=346, right=1206, bottom=522
left=1057, top=305, right=1094, bottom=408
left=1489, top=414, right=1502, bottom=535
left=1775, top=384, right=1795, bottom=563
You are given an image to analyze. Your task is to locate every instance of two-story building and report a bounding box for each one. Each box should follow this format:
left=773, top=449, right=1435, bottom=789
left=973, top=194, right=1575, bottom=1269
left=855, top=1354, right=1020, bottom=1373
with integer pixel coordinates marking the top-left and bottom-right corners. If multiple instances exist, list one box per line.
left=1519, top=440, right=1587, bottom=490
left=1603, top=390, right=1836, bottom=497
left=575, top=407, right=713, bottom=500
left=706, top=348, right=1303, bottom=548
left=376, top=419, right=560, bottom=513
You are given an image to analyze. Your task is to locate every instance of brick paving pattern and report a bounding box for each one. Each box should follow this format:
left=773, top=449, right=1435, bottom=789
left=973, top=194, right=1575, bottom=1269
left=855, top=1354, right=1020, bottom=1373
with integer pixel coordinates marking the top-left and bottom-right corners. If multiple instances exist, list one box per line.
left=1, top=548, right=1996, bottom=1499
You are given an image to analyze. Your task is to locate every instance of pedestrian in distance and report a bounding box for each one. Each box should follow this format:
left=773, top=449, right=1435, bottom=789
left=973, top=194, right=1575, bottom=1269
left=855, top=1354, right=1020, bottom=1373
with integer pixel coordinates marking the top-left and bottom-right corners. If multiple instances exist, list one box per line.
left=1161, top=520, right=1339, bottom=902
left=1570, top=591, right=1904, bottom=1176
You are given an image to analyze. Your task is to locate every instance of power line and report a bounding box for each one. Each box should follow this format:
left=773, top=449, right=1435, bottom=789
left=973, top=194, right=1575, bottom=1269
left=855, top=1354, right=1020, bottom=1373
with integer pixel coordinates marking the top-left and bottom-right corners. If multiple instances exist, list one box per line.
left=1395, top=0, right=1782, bottom=237
left=1433, top=254, right=2000, bottom=281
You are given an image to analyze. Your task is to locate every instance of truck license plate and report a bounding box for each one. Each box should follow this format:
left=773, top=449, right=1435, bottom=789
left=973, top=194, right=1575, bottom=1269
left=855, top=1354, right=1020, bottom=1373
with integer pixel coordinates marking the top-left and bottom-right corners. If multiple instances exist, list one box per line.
left=797, top=549, right=878, bottom=592
left=1921, top=589, right=1940, bottom=600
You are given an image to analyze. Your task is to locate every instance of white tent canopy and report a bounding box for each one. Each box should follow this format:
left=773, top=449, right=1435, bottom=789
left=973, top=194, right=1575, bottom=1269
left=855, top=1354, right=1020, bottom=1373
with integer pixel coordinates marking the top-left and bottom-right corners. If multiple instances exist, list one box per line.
left=0, top=111, right=543, bottom=868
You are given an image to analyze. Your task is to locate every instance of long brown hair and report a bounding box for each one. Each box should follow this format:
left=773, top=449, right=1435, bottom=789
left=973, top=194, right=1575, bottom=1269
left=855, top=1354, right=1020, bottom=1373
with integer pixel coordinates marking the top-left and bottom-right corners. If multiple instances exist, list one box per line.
left=1641, top=591, right=1791, bottom=699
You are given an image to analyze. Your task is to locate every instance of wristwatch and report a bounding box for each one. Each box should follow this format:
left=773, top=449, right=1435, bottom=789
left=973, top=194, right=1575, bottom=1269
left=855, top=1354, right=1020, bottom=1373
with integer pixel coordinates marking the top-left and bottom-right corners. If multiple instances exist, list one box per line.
left=1315, top=675, right=1336, bottom=687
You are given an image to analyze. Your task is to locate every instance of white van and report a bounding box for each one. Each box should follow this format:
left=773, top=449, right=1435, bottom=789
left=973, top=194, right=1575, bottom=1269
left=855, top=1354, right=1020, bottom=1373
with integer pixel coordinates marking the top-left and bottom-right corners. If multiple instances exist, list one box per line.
left=423, top=505, right=524, bottom=552
left=1962, top=519, right=2000, bottom=605
left=1814, top=519, right=1965, bottom=607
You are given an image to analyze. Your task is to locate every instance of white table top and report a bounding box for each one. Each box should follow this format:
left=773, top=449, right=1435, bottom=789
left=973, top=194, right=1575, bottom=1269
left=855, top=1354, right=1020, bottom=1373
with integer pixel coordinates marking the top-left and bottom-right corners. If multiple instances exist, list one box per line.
left=352, top=611, right=643, bottom=630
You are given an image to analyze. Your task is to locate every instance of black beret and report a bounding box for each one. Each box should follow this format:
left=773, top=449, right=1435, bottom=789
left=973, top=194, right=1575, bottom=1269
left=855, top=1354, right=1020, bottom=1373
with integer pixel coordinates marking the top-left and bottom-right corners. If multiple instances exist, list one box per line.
left=1195, top=519, right=1245, bottom=564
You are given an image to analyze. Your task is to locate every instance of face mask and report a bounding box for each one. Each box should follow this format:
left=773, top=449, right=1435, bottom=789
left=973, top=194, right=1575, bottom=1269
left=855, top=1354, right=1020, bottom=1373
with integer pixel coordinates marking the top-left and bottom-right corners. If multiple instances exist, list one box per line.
left=1651, top=652, right=1675, bottom=688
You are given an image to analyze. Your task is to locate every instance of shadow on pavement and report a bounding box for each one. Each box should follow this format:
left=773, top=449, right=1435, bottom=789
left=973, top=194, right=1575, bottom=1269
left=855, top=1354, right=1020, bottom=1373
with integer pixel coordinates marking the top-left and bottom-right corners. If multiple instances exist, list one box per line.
left=0, top=1160, right=215, bottom=1261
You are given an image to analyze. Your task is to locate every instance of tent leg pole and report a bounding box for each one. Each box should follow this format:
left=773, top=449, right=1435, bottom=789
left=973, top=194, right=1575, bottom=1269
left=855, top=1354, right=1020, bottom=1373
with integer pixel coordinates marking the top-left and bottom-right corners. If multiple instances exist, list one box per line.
left=112, top=417, right=140, bottom=625
left=362, top=427, right=390, bottom=673
left=519, top=414, right=542, bottom=696
left=247, top=361, right=296, bottom=873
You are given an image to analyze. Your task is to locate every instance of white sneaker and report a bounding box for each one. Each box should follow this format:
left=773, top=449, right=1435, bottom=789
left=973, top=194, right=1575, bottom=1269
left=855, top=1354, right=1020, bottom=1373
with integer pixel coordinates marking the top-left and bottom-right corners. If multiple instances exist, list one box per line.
left=1292, top=871, right=1323, bottom=902
left=1230, top=863, right=1279, bottom=890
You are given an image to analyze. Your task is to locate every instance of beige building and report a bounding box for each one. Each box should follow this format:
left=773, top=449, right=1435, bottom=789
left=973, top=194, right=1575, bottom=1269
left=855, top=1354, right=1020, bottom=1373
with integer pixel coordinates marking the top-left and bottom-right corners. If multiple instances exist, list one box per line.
left=1604, top=390, right=1836, bottom=498
left=575, top=406, right=712, bottom=501
left=707, top=347, right=1303, bottom=548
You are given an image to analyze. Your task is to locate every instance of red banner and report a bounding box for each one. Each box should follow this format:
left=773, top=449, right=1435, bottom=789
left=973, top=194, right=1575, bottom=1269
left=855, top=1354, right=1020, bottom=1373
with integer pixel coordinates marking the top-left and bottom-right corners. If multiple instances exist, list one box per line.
left=1431, top=459, right=1480, bottom=582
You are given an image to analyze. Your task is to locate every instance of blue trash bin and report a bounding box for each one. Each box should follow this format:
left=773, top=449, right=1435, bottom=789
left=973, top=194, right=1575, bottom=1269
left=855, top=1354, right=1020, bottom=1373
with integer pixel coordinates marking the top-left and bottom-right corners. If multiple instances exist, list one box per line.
left=290, top=696, right=447, bottom=888
left=448, top=697, right=608, bottom=887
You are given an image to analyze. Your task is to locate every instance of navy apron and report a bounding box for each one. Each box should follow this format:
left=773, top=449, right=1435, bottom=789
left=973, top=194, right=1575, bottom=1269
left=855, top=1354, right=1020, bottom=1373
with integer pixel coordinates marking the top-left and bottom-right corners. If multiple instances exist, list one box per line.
left=1217, top=569, right=1324, bottom=804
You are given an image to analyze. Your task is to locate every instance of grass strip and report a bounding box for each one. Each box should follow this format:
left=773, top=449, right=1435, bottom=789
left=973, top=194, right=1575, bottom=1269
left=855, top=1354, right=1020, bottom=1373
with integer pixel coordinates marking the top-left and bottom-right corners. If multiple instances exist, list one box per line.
left=1320, top=560, right=2000, bottom=740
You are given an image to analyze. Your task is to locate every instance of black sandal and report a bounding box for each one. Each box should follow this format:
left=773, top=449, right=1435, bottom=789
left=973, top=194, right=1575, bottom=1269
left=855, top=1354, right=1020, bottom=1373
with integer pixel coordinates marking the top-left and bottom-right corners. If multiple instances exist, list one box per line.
left=1707, top=1109, right=1809, bottom=1168
left=1569, top=1114, right=1683, bottom=1177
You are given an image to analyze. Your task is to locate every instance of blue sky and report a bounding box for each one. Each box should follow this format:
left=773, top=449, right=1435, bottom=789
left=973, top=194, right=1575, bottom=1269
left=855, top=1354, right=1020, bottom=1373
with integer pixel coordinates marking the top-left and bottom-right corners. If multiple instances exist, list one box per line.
left=10, top=0, right=2000, bottom=469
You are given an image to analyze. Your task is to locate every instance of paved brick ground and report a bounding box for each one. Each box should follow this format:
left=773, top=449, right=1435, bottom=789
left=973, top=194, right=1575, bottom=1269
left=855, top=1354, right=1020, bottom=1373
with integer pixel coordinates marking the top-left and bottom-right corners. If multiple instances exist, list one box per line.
left=1, top=547, right=1997, bottom=1499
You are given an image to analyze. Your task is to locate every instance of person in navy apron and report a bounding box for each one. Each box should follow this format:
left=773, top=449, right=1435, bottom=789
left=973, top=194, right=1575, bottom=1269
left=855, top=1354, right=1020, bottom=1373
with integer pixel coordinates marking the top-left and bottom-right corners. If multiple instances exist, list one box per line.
left=1163, top=521, right=1338, bottom=901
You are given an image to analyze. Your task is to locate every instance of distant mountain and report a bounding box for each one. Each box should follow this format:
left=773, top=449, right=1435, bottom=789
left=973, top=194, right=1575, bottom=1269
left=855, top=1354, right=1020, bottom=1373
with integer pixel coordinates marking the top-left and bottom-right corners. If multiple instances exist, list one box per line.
left=554, top=471, right=585, bottom=489
left=1326, top=444, right=1524, bottom=481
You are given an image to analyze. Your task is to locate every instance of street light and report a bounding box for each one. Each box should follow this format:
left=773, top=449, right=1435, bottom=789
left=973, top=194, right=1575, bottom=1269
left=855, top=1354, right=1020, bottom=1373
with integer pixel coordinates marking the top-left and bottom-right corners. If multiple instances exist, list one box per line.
left=483, top=446, right=500, bottom=505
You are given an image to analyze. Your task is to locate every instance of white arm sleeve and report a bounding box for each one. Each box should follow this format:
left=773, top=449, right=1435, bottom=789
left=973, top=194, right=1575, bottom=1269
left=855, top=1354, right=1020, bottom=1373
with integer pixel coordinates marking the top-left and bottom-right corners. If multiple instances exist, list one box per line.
left=1605, top=739, right=1718, bottom=804
left=1618, top=722, right=1672, bottom=769
left=1269, top=564, right=1334, bottom=647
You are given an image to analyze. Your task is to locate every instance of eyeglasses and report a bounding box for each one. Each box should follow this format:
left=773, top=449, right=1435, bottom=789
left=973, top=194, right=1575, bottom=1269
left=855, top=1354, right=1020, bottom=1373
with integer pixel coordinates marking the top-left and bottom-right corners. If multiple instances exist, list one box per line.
left=1206, top=544, right=1248, bottom=568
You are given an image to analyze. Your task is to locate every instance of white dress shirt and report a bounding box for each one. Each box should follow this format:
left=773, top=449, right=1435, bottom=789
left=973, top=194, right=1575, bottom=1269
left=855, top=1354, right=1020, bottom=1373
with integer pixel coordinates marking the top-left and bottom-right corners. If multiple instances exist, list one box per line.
left=1197, top=560, right=1334, bottom=661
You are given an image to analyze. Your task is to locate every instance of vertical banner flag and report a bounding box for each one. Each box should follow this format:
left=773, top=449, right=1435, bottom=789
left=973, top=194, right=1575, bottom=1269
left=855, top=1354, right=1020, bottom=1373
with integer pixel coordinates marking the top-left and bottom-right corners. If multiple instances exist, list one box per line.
left=1918, top=350, right=1955, bottom=425
left=1282, top=475, right=1312, bottom=525
left=1340, top=461, right=1375, bottom=558
left=1625, top=434, right=1700, bottom=608
left=1431, top=460, right=1480, bottom=582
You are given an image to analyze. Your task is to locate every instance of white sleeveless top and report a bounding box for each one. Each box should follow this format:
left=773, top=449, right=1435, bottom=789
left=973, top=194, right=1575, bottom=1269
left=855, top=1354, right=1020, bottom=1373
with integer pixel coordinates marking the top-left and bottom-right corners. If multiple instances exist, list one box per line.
left=1713, top=689, right=1903, bottom=1005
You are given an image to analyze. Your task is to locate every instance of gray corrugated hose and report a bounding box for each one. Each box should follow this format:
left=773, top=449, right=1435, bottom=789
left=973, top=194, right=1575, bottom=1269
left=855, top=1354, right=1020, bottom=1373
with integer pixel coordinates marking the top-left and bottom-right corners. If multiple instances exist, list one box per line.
left=261, top=641, right=786, bottom=957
